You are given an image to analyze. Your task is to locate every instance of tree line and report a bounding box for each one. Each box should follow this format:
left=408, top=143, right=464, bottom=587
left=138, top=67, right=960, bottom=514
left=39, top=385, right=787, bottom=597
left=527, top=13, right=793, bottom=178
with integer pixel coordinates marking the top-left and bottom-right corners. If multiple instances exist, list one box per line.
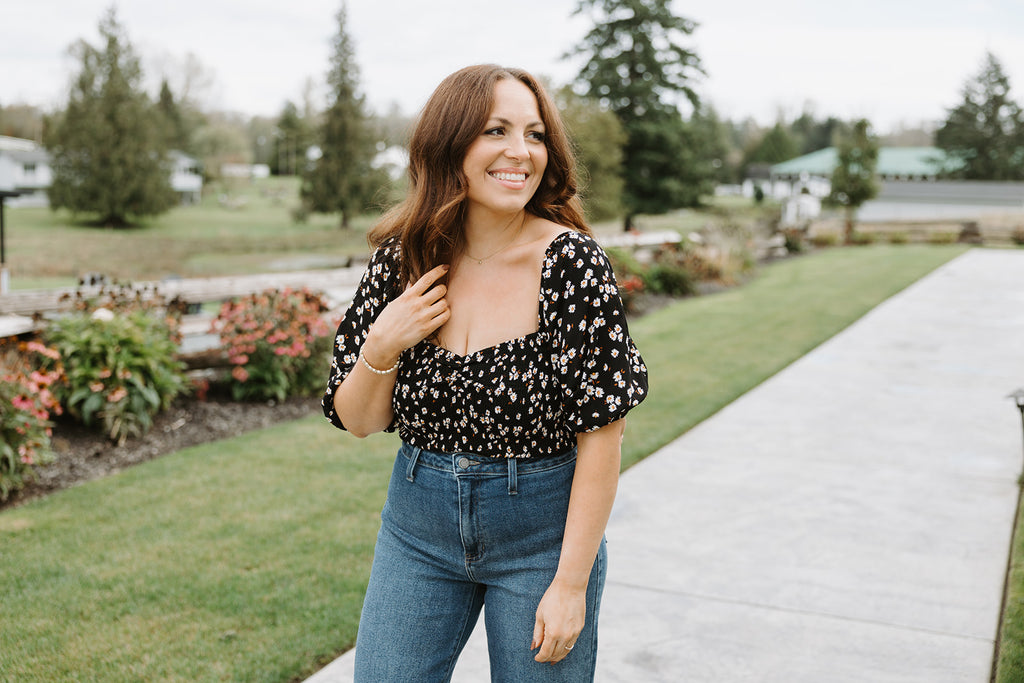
left=5, top=1, right=1022, bottom=229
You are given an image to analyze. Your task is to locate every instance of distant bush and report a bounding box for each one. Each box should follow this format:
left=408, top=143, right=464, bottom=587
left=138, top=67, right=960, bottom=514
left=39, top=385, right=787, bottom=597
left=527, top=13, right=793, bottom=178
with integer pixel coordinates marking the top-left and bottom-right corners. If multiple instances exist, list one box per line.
left=849, top=232, right=876, bottom=246
left=810, top=233, right=839, bottom=248
left=212, top=288, right=332, bottom=402
left=927, top=232, right=958, bottom=245
left=43, top=309, right=188, bottom=445
left=782, top=229, right=805, bottom=254
left=0, top=341, right=63, bottom=500
left=1011, top=227, right=1024, bottom=246
left=887, top=231, right=909, bottom=244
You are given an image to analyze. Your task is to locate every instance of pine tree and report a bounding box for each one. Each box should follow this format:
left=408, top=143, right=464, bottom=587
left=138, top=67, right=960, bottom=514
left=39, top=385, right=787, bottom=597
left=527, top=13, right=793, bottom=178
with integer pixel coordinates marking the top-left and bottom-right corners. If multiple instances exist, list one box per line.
left=300, top=3, right=385, bottom=229
left=271, top=101, right=310, bottom=176
left=557, top=86, right=626, bottom=222
left=936, top=52, right=1024, bottom=180
left=156, top=80, right=191, bottom=153
left=829, top=119, right=879, bottom=243
left=568, top=0, right=706, bottom=228
left=44, top=7, right=175, bottom=226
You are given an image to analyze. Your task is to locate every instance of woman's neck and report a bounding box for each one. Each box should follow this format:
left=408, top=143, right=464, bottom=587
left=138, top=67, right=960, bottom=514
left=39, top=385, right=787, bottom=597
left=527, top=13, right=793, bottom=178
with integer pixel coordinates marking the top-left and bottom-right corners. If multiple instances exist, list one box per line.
left=462, top=209, right=529, bottom=260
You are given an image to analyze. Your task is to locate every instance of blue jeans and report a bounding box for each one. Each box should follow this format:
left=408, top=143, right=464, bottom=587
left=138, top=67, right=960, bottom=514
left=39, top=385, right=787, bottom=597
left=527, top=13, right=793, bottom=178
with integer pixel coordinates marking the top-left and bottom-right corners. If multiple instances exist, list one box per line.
left=353, top=442, right=607, bottom=682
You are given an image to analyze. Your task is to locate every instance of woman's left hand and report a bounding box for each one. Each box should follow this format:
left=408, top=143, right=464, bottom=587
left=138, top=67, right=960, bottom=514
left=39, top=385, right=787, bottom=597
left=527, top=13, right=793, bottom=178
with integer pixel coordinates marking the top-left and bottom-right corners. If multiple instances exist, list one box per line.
left=531, top=578, right=586, bottom=663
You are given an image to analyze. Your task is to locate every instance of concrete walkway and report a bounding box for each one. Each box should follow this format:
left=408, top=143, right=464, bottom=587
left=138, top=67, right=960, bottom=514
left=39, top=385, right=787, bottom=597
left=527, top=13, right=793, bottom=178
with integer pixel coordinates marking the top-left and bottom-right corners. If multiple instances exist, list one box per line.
left=306, top=248, right=1024, bottom=683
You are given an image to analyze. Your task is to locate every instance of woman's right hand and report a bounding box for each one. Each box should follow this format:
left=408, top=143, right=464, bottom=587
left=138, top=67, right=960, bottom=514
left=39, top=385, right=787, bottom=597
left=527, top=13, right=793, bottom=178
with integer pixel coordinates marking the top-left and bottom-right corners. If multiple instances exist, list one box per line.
left=361, top=264, right=451, bottom=367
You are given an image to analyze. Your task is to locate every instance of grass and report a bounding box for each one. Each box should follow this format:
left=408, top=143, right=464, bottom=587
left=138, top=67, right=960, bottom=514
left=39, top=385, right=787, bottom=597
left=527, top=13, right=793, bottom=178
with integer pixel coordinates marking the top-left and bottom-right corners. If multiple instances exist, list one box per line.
left=0, top=244, right=968, bottom=681
left=3, top=177, right=376, bottom=287
left=996, top=486, right=1024, bottom=682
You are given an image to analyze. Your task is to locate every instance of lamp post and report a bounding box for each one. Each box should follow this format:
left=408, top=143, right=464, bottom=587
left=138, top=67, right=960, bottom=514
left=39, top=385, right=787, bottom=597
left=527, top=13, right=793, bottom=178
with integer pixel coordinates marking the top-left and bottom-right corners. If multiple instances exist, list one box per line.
left=1010, top=388, right=1024, bottom=477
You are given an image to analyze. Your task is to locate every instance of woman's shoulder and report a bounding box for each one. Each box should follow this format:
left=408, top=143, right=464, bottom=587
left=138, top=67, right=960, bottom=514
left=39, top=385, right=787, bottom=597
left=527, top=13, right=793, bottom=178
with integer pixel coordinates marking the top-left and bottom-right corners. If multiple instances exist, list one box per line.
left=542, top=228, right=610, bottom=273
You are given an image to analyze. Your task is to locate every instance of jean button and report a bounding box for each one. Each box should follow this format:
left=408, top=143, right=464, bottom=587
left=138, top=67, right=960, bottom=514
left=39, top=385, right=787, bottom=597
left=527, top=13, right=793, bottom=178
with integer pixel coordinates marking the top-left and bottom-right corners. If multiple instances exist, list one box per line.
left=457, top=457, right=470, bottom=469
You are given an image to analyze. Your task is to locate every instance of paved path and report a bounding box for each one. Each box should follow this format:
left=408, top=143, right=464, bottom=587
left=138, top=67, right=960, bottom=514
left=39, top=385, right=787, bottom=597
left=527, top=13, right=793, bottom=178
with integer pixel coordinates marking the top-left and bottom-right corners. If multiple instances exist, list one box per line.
left=306, top=248, right=1024, bottom=683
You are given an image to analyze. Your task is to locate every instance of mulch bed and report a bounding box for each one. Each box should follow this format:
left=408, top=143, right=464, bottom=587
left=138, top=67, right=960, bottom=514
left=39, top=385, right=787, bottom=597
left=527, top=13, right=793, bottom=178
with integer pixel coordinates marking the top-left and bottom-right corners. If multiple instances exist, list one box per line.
left=3, top=393, right=320, bottom=510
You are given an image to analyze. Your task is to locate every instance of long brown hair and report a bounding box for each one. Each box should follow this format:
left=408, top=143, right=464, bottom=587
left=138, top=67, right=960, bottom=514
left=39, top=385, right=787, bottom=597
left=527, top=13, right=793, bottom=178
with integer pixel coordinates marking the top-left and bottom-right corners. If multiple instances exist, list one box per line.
left=368, top=64, right=590, bottom=289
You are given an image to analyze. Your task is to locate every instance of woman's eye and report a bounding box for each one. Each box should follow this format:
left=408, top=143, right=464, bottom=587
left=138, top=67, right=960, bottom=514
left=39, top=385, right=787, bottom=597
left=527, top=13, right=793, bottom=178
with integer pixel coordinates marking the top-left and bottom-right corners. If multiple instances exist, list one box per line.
left=527, top=130, right=546, bottom=142
left=484, top=127, right=505, bottom=137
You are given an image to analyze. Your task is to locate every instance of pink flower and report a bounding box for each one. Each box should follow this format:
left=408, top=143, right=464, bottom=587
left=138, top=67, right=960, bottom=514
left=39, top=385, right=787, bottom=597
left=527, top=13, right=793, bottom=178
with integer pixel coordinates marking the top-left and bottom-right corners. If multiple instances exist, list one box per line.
left=89, top=382, right=104, bottom=392
left=12, top=395, right=34, bottom=412
left=232, top=366, right=249, bottom=383
left=107, top=387, right=128, bottom=403
left=26, top=341, right=61, bottom=361
left=229, top=354, right=249, bottom=365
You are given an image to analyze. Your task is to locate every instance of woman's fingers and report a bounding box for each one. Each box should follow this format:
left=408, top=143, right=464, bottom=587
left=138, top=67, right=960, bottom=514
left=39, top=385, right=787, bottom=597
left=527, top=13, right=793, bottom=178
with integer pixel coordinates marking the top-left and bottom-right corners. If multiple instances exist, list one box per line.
left=408, top=263, right=449, bottom=294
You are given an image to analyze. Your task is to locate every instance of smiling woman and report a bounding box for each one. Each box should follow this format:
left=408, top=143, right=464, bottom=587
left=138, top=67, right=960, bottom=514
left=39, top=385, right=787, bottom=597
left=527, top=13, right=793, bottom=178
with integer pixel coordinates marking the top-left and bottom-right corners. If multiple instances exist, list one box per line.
left=320, top=64, right=648, bottom=682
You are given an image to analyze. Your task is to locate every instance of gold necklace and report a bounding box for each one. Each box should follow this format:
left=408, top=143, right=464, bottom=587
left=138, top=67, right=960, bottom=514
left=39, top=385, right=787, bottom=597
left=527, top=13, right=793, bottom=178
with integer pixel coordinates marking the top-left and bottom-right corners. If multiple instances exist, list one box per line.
left=464, top=215, right=526, bottom=265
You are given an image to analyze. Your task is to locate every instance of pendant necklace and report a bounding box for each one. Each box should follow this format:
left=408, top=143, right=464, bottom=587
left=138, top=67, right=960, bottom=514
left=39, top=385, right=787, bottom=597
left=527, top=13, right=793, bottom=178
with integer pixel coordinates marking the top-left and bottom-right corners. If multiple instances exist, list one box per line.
left=464, top=214, right=526, bottom=265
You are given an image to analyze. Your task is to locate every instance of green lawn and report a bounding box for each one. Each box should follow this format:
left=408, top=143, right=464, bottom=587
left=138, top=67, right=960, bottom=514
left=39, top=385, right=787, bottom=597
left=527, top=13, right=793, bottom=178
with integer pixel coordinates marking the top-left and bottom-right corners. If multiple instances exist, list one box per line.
left=996, top=487, right=1024, bottom=683
left=3, top=177, right=375, bottom=287
left=0, top=244, right=968, bottom=681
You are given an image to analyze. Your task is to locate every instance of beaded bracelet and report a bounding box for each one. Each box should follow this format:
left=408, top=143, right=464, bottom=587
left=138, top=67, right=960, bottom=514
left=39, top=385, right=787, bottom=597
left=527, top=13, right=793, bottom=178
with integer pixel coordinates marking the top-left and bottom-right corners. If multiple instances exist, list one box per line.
left=360, top=351, right=399, bottom=375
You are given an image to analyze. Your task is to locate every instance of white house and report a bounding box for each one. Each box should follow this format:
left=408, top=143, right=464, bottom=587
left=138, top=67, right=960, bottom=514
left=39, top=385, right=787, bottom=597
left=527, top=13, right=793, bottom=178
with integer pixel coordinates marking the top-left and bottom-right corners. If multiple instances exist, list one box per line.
left=169, top=150, right=203, bottom=204
left=0, top=136, right=52, bottom=207
left=0, top=136, right=204, bottom=206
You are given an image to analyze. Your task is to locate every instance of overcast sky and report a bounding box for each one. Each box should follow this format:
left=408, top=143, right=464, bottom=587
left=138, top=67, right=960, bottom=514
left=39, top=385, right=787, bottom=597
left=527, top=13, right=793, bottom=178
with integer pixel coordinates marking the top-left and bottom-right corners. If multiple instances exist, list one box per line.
left=4, top=0, right=1024, bottom=133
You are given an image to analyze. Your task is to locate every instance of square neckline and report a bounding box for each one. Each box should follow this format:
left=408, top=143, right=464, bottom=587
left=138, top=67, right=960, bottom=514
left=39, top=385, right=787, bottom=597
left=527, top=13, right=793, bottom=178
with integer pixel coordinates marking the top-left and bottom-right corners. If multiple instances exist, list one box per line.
left=426, top=229, right=576, bottom=361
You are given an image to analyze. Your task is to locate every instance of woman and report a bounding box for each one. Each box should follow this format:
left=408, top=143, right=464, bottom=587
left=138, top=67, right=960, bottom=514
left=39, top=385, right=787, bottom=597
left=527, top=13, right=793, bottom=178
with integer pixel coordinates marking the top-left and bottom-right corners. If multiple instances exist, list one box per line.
left=322, top=64, right=647, bottom=682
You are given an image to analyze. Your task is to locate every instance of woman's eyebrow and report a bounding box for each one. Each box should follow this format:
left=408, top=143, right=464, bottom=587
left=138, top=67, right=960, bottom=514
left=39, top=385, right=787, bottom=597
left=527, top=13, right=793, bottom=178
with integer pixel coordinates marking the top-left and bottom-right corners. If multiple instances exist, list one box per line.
left=489, top=116, right=545, bottom=129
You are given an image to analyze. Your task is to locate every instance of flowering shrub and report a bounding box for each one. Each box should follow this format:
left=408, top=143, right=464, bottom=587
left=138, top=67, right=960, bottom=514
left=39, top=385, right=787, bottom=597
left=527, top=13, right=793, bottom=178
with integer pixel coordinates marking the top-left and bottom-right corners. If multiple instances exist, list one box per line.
left=211, top=288, right=331, bottom=402
left=43, top=309, right=188, bottom=445
left=0, top=341, right=63, bottom=500
left=58, top=281, right=186, bottom=344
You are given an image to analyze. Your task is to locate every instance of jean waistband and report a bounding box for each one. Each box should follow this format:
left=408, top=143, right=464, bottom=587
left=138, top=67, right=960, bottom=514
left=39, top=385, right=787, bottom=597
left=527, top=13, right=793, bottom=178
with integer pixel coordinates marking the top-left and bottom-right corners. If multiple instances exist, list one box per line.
left=398, top=442, right=576, bottom=495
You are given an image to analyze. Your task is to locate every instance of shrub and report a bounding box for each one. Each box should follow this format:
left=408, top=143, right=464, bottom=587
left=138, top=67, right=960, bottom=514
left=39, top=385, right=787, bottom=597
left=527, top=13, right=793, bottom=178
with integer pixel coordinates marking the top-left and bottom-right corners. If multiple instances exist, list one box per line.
left=887, top=231, right=909, bottom=244
left=782, top=229, right=805, bottom=254
left=1011, top=227, right=1024, bottom=246
left=810, top=233, right=839, bottom=248
left=58, top=281, right=187, bottom=344
left=644, top=263, right=695, bottom=296
left=212, top=288, right=331, bottom=402
left=849, top=231, right=876, bottom=246
left=927, top=231, right=959, bottom=245
left=617, top=275, right=645, bottom=315
left=0, top=341, right=63, bottom=500
left=43, top=309, right=188, bottom=445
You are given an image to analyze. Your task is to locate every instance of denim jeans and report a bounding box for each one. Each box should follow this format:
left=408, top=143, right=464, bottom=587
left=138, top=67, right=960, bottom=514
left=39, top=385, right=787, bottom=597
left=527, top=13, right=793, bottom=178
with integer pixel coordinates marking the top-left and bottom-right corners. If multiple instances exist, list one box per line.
left=353, top=442, right=607, bottom=682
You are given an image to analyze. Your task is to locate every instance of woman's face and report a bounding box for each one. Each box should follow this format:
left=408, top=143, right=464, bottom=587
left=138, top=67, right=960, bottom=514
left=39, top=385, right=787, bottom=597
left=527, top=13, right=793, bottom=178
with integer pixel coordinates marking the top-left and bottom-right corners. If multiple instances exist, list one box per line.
left=462, top=79, right=548, bottom=221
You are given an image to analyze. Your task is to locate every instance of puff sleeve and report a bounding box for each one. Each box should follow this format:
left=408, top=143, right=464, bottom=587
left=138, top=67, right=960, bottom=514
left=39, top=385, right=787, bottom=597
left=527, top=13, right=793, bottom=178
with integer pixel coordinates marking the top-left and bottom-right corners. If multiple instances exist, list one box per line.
left=543, top=232, right=648, bottom=433
left=321, top=242, right=401, bottom=431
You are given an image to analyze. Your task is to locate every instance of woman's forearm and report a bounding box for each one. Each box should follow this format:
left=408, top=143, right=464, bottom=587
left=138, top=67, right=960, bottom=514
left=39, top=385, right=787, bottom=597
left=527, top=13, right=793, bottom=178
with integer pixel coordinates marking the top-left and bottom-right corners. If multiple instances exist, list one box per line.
left=332, top=340, right=402, bottom=438
left=554, top=420, right=624, bottom=589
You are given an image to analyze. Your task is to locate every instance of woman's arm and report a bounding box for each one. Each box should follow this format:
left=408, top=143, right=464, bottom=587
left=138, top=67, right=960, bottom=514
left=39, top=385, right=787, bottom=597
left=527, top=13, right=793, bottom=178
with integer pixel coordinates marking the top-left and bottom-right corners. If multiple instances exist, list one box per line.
left=532, top=418, right=624, bottom=663
left=333, top=264, right=450, bottom=437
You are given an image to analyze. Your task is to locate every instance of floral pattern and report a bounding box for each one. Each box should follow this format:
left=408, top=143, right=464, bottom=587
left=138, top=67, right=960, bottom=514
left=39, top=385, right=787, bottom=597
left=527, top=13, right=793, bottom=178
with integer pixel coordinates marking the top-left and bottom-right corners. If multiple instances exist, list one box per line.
left=322, top=230, right=648, bottom=458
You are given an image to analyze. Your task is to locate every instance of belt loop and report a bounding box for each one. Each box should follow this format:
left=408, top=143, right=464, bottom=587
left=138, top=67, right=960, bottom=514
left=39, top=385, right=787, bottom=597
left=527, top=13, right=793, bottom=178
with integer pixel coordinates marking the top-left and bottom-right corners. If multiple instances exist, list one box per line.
left=507, top=458, right=518, bottom=496
left=406, top=446, right=422, bottom=483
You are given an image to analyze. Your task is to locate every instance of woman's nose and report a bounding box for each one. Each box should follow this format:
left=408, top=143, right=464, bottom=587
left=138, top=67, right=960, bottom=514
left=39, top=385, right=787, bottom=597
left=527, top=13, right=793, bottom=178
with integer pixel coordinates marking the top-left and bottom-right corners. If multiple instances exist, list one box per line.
left=504, top=136, right=528, bottom=160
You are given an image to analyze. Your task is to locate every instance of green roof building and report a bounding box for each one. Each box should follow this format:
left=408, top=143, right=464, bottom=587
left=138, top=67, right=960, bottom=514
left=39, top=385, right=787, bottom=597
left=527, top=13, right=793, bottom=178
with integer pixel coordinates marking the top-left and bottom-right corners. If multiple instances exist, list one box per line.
left=770, top=146, right=962, bottom=182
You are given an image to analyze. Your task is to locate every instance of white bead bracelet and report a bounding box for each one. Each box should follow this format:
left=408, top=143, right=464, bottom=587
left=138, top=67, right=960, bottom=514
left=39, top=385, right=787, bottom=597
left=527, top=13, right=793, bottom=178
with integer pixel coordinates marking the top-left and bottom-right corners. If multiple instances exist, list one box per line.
left=360, top=351, right=399, bottom=375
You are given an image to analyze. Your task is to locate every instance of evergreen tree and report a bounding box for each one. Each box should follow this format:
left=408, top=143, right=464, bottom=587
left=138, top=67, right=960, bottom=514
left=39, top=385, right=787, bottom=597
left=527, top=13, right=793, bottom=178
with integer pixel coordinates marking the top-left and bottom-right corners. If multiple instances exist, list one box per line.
left=156, top=80, right=191, bottom=152
left=300, top=3, right=385, bottom=229
left=936, top=52, right=1024, bottom=180
left=271, top=101, right=310, bottom=176
left=829, top=119, right=879, bottom=243
left=568, top=0, right=707, bottom=228
left=742, top=122, right=800, bottom=172
left=557, top=86, right=626, bottom=222
left=43, top=7, right=175, bottom=226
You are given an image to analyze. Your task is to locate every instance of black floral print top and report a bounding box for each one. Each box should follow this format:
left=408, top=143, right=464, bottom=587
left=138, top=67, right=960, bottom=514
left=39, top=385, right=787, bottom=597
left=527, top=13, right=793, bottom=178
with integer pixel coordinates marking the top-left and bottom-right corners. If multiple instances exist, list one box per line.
left=322, top=230, right=648, bottom=458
